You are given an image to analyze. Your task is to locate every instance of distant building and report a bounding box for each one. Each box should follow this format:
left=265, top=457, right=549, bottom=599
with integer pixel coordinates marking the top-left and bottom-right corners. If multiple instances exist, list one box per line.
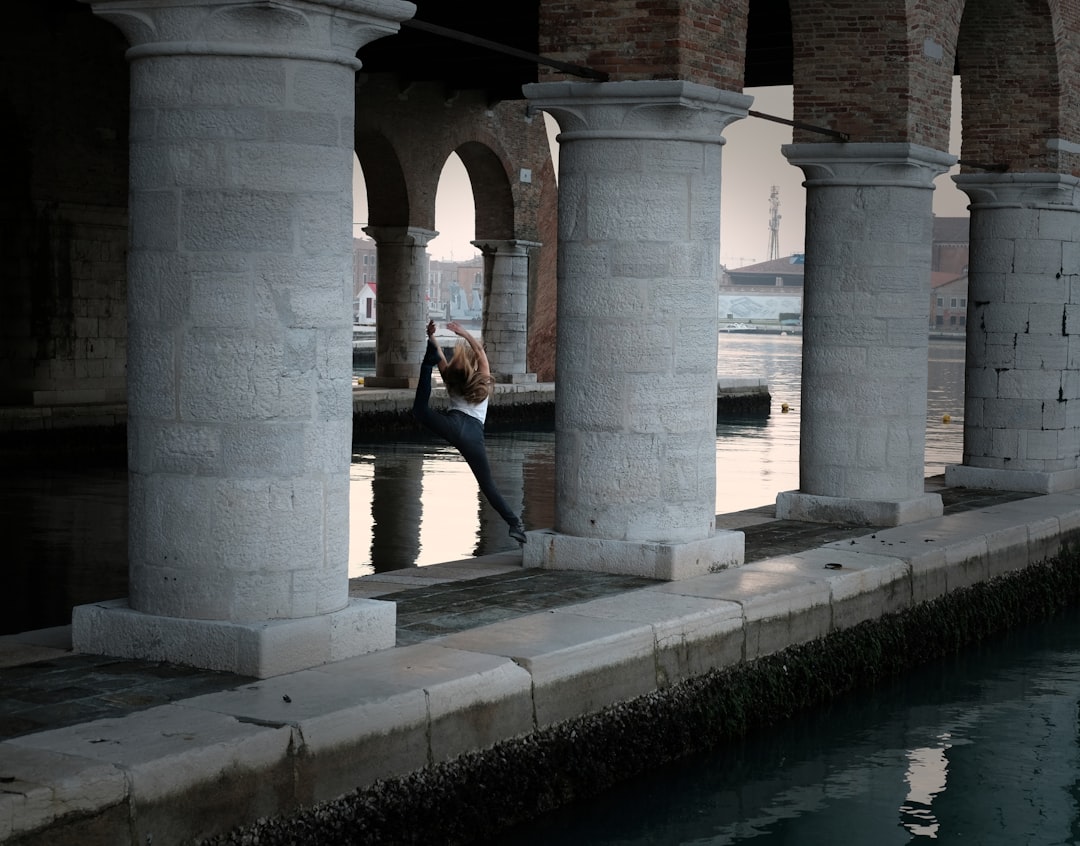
left=931, top=273, right=967, bottom=330
left=932, top=216, right=970, bottom=276
left=719, top=254, right=804, bottom=323
left=355, top=282, right=377, bottom=325
left=353, top=238, right=378, bottom=299
left=720, top=217, right=970, bottom=327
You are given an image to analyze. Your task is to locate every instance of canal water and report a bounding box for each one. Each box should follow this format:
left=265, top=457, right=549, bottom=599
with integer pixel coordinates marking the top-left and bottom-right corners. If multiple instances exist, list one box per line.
left=1, top=334, right=965, bottom=633
left=349, top=334, right=967, bottom=577
left=485, top=603, right=1080, bottom=845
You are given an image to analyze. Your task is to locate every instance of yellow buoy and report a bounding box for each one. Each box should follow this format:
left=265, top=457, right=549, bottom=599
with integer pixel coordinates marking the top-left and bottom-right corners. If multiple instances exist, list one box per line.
left=942, top=414, right=951, bottom=424
left=781, top=402, right=790, bottom=413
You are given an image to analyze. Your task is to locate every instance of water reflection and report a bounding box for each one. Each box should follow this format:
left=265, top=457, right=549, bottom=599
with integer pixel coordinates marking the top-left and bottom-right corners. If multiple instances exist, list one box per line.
left=3, top=335, right=967, bottom=631
left=0, top=464, right=127, bottom=636
left=349, top=335, right=966, bottom=576
left=485, top=606, right=1080, bottom=845
left=349, top=429, right=556, bottom=576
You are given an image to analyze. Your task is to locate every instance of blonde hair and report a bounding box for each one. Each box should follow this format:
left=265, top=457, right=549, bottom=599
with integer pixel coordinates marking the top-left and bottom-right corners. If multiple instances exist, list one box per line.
left=443, top=339, right=494, bottom=404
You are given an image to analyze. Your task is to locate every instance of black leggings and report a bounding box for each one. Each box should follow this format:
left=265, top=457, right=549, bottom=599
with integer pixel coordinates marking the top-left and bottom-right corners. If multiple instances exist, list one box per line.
left=412, top=361, right=518, bottom=526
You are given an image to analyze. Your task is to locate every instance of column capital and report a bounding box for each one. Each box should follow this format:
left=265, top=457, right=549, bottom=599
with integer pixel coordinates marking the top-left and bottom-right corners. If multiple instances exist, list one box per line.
left=953, top=172, right=1080, bottom=210
left=471, top=239, right=541, bottom=256
left=363, top=225, right=438, bottom=248
left=83, top=0, right=415, bottom=66
left=523, top=79, right=752, bottom=143
left=782, top=142, right=955, bottom=189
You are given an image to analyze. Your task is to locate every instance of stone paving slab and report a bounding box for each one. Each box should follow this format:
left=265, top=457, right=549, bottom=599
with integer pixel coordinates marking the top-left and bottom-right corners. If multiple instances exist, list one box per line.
left=438, top=611, right=659, bottom=727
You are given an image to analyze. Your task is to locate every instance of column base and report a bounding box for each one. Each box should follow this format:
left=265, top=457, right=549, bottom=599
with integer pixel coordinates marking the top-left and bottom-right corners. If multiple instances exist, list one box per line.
left=522, top=530, right=744, bottom=580
left=495, top=372, right=538, bottom=385
left=363, top=376, right=418, bottom=389
left=945, top=464, right=1080, bottom=494
left=71, top=597, right=396, bottom=679
left=775, top=490, right=943, bottom=527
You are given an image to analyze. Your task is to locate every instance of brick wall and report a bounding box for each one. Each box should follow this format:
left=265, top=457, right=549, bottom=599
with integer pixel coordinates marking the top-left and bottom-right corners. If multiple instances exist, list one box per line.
left=789, top=0, right=960, bottom=148
left=537, top=0, right=748, bottom=91
left=958, top=0, right=1080, bottom=175
left=356, top=75, right=554, bottom=242
left=0, top=2, right=129, bottom=406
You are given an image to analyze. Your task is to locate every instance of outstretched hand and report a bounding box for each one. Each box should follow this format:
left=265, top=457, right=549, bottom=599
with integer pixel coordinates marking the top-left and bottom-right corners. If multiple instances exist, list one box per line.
left=426, top=320, right=437, bottom=339
left=447, top=321, right=464, bottom=336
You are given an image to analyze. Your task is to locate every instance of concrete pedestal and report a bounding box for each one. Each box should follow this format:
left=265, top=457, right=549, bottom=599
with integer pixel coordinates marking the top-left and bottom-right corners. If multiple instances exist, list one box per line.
left=776, top=490, right=943, bottom=527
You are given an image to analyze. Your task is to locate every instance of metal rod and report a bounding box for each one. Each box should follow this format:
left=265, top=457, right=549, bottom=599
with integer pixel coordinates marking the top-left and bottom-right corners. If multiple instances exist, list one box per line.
left=748, top=109, right=850, bottom=142
left=401, top=18, right=610, bottom=82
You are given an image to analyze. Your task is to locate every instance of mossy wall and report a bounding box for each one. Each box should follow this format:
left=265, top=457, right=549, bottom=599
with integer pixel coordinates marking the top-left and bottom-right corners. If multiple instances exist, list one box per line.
left=206, top=546, right=1080, bottom=846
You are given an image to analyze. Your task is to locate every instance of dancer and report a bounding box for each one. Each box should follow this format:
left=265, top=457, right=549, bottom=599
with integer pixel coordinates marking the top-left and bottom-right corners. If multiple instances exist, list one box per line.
left=412, top=320, right=527, bottom=545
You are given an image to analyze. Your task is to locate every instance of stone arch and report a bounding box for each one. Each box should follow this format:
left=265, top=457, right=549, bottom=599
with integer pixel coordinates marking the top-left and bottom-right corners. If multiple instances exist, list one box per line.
left=455, top=140, right=515, bottom=242
left=789, top=0, right=962, bottom=148
left=355, top=130, right=410, bottom=228
left=957, top=0, right=1070, bottom=173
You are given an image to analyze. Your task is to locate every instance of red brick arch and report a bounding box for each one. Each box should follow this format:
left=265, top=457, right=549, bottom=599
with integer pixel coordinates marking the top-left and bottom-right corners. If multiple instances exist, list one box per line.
left=455, top=140, right=516, bottom=242
left=355, top=130, right=411, bottom=228
left=958, top=0, right=1076, bottom=174
left=789, top=0, right=963, bottom=148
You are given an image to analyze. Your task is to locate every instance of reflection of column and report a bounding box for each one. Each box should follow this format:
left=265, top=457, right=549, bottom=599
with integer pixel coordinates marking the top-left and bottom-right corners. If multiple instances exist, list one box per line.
left=370, top=451, right=423, bottom=572
left=72, top=0, right=409, bottom=678
left=946, top=174, right=1080, bottom=493
left=777, top=143, right=954, bottom=526
left=474, top=239, right=539, bottom=384
left=363, top=226, right=436, bottom=389
left=522, top=80, right=747, bottom=580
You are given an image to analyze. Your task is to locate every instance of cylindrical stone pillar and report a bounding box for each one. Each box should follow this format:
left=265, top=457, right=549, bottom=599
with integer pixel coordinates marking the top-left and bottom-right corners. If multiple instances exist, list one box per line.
left=946, top=173, right=1080, bottom=493
left=779, top=143, right=955, bottom=526
left=73, top=0, right=412, bottom=677
left=521, top=80, right=749, bottom=579
left=474, top=239, right=539, bottom=384
left=363, top=226, right=436, bottom=389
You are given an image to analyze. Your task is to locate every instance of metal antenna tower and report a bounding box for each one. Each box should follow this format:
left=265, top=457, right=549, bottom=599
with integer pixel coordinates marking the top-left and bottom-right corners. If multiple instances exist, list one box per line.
left=767, top=186, right=781, bottom=261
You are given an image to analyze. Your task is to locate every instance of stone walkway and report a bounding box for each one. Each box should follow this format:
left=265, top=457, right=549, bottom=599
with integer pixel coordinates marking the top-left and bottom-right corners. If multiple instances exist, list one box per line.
left=0, top=480, right=1035, bottom=746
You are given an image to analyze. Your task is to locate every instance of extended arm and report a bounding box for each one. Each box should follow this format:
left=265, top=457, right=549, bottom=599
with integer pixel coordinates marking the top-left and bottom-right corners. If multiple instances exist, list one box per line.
left=447, top=321, right=490, bottom=376
left=426, top=320, right=448, bottom=378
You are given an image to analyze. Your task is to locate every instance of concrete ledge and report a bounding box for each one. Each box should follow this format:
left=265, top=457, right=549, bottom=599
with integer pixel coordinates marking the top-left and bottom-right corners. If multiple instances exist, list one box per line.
left=522, top=529, right=745, bottom=580
left=71, top=597, right=396, bottom=678
left=10, top=492, right=1080, bottom=843
left=945, top=464, right=1080, bottom=494
left=776, top=490, right=943, bottom=526
left=438, top=612, right=659, bottom=727
left=7, top=704, right=294, bottom=846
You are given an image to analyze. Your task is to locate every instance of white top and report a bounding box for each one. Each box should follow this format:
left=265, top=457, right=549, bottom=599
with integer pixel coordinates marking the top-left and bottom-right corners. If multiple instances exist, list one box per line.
left=448, top=392, right=488, bottom=423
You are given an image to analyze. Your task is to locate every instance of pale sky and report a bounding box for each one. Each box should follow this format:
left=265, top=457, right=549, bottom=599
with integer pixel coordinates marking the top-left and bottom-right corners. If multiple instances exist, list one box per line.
left=354, top=81, right=967, bottom=268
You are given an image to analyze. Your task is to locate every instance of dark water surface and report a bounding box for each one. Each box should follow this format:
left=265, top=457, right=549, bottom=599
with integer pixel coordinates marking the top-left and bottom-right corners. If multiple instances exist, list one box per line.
left=349, top=334, right=966, bottom=576
left=3, top=335, right=965, bottom=632
left=485, top=604, right=1080, bottom=845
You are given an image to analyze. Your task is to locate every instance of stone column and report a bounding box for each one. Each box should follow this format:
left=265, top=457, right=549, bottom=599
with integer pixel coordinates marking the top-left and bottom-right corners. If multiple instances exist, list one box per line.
left=474, top=238, right=539, bottom=384
left=945, top=174, right=1080, bottom=493
left=72, top=0, right=413, bottom=677
left=521, top=80, right=749, bottom=580
left=778, top=143, right=955, bottom=526
left=363, top=226, right=436, bottom=389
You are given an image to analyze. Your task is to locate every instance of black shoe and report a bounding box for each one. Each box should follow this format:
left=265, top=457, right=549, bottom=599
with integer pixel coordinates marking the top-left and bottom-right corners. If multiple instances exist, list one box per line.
left=422, top=340, right=441, bottom=367
left=509, top=519, right=527, bottom=544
